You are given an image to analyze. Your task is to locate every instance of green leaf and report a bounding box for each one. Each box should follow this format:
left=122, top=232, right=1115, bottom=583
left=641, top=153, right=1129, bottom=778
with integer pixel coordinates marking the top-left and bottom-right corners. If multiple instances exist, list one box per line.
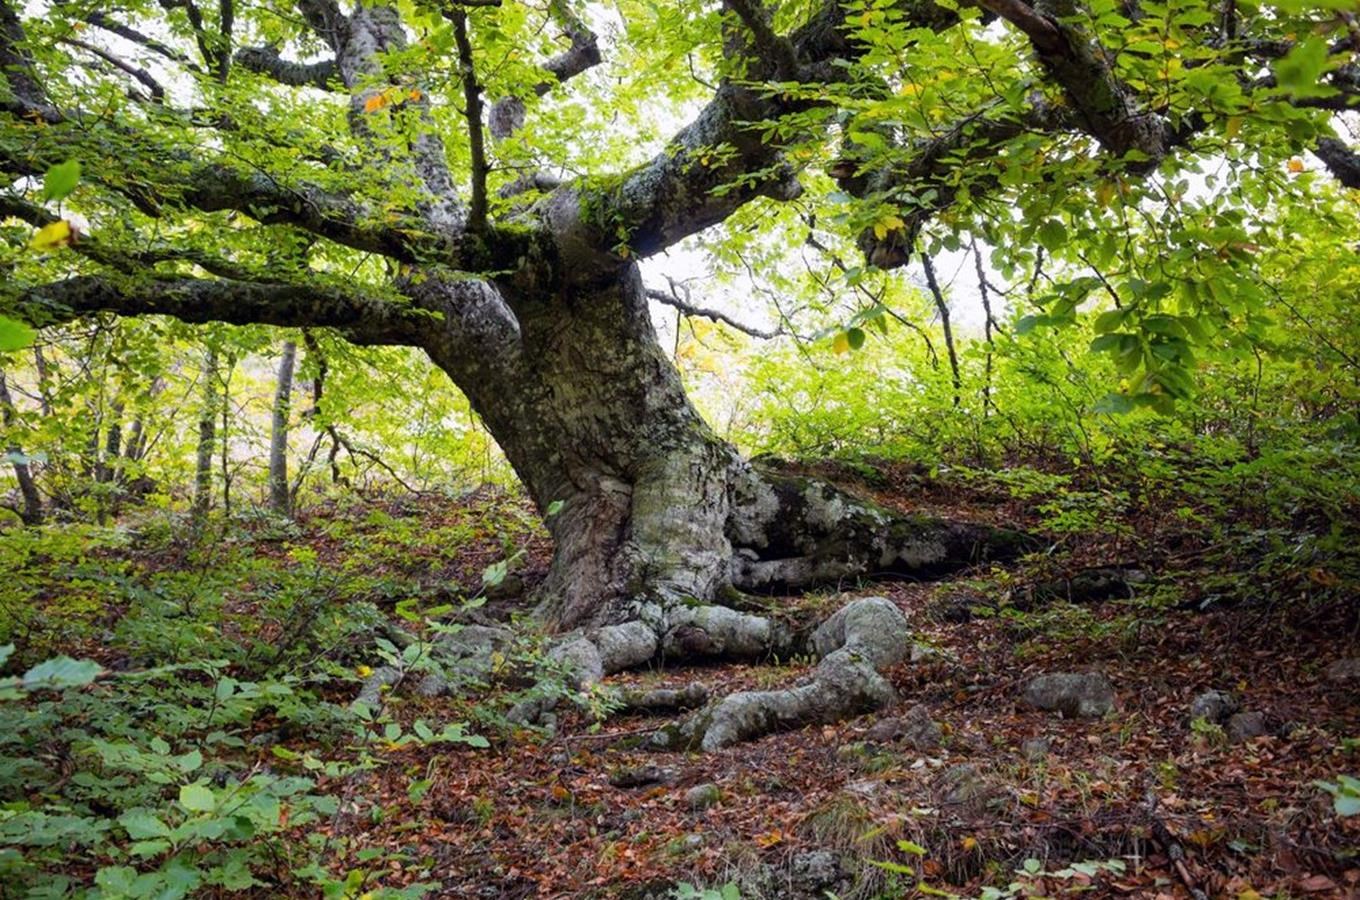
left=119, top=809, right=172, bottom=840
left=1036, top=219, right=1067, bottom=253
left=1273, top=37, right=1338, bottom=99
left=175, top=749, right=203, bottom=772
left=41, top=160, right=81, bottom=203
left=846, top=327, right=866, bottom=350
left=22, top=656, right=101, bottom=689
left=0, top=315, right=36, bottom=352
left=179, top=783, right=217, bottom=813
left=1093, top=393, right=1135, bottom=415
left=1093, top=308, right=1129, bottom=334
left=546, top=499, right=564, bottom=517
left=1335, top=793, right=1360, bottom=817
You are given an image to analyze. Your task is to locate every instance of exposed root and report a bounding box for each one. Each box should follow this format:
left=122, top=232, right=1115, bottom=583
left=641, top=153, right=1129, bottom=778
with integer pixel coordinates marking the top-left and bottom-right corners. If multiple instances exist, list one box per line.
left=618, top=682, right=709, bottom=714
left=654, top=597, right=911, bottom=751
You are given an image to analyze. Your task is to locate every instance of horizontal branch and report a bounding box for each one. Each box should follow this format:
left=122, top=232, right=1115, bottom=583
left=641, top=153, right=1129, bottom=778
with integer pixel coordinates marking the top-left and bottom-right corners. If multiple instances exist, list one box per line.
left=15, top=275, right=427, bottom=345
left=235, top=46, right=339, bottom=90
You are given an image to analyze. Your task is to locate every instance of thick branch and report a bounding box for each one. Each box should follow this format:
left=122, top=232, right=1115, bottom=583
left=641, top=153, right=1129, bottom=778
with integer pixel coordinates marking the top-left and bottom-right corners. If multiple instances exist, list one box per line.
left=725, top=0, right=801, bottom=81
left=16, top=275, right=426, bottom=346
left=1314, top=136, right=1360, bottom=188
left=235, top=46, right=338, bottom=90
left=540, top=0, right=959, bottom=276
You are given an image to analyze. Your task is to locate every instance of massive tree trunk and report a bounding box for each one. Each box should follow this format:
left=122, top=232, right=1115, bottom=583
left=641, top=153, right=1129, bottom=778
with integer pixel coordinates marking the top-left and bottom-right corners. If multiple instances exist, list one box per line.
left=412, top=263, right=1026, bottom=644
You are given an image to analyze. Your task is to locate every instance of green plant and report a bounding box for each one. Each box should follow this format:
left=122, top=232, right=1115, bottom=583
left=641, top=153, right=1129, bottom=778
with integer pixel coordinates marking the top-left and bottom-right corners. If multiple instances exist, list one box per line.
left=1314, top=775, right=1360, bottom=817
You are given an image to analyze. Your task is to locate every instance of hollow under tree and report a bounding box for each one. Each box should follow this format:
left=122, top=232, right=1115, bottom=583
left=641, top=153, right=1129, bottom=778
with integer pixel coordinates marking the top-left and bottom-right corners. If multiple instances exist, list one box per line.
left=3, top=0, right=1359, bottom=746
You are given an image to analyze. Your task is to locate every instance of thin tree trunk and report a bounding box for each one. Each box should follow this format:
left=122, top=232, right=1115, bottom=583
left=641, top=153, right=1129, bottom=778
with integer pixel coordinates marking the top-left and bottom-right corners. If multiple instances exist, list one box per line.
left=921, top=254, right=961, bottom=409
left=0, top=369, right=42, bottom=525
left=191, top=347, right=218, bottom=527
left=972, top=240, right=997, bottom=418
left=269, top=340, right=297, bottom=516
left=219, top=356, right=235, bottom=518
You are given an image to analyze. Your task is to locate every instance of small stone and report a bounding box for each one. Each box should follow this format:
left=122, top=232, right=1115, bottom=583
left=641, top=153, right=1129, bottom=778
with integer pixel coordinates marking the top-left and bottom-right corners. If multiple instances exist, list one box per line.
left=910, top=642, right=958, bottom=664
left=685, top=782, right=721, bottom=810
left=789, top=850, right=843, bottom=892
left=1020, top=737, right=1051, bottom=761
left=1225, top=711, right=1267, bottom=743
left=864, top=717, right=903, bottom=743
left=1325, top=658, right=1360, bottom=684
left=899, top=704, right=943, bottom=751
left=609, top=765, right=677, bottom=789
left=937, top=763, right=989, bottom=807
left=683, top=833, right=705, bottom=850
left=1189, top=689, right=1238, bottom=725
left=1022, top=672, right=1116, bottom=718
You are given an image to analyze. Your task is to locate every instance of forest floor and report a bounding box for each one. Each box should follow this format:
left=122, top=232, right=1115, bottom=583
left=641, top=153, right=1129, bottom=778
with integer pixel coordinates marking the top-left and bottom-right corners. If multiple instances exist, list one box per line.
left=12, top=462, right=1360, bottom=899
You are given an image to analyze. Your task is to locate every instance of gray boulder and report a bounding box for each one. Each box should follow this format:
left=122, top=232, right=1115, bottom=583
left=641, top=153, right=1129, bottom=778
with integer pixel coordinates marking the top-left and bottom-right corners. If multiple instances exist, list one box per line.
left=1022, top=672, right=1115, bottom=718
left=685, top=782, right=721, bottom=810
left=789, top=850, right=845, bottom=894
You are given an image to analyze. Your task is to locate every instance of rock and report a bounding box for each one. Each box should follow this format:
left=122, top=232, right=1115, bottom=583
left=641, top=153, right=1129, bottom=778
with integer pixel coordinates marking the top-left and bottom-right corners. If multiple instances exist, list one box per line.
left=864, top=717, right=903, bottom=743
left=1020, top=737, right=1051, bottom=761
left=868, top=704, right=943, bottom=750
left=1022, top=672, right=1116, bottom=718
left=1189, top=689, right=1238, bottom=725
left=415, top=673, right=451, bottom=697
left=900, top=704, right=943, bottom=750
left=352, top=665, right=402, bottom=709
left=549, top=637, right=604, bottom=689
left=685, top=782, right=721, bottom=810
left=789, top=850, right=844, bottom=894
left=432, top=624, right=514, bottom=681
left=1325, top=658, right=1360, bottom=684
left=683, top=833, right=705, bottom=850
left=1225, top=711, right=1267, bottom=743
left=608, top=765, right=677, bottom=789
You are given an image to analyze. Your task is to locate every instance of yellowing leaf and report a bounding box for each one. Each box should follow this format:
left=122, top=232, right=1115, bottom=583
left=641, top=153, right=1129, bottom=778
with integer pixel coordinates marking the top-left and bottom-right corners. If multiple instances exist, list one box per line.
left=1224, top=116, right=1243, bottom=138
left=961, top=836, right=978, bottom=851
left=832, top=332, right=851, bottom=354
left=872, top=214, right=906, bottom=240
left=363, top=92, right=391, bottom=114
left=1095, top=181, right=1117, bottom=207
left=755, top=828, right=785, bottom=848
left=1287, top=158, right=1304, bottom=173
left=356, top=664, right=373, bottom=677
left=29, top=219, right=73, bottom=252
